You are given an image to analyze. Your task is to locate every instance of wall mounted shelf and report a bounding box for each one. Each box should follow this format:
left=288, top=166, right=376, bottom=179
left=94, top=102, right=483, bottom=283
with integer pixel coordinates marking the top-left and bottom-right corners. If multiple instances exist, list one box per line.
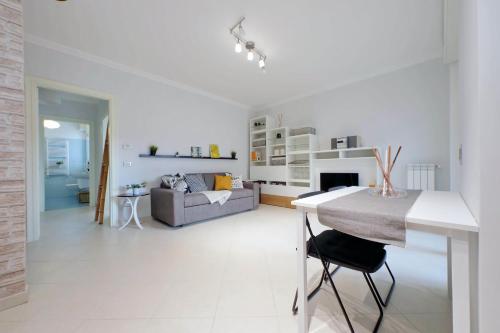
left=139, top=154, right=237, bottom=160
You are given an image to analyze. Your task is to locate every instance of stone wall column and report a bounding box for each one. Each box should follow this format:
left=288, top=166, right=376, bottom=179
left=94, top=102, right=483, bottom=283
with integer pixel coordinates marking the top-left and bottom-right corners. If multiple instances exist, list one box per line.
left=0, top=0, right=27, bottom=310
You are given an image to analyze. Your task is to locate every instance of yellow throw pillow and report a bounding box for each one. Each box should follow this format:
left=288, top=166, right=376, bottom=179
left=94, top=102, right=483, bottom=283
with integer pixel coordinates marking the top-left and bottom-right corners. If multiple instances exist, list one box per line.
left=214, top=175, right=232, bottom=190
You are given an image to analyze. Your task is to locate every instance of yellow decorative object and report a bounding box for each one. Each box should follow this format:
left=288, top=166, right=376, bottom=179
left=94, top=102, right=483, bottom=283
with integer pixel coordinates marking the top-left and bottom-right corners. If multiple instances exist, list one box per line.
left=209, top=144, right=220, bottom=158
left=215, top=175, right=232, bottom=190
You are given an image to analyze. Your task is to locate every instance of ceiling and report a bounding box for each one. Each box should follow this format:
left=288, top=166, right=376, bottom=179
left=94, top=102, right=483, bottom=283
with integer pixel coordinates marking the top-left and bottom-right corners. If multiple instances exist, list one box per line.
left=24, top=0, right=443, bottom=108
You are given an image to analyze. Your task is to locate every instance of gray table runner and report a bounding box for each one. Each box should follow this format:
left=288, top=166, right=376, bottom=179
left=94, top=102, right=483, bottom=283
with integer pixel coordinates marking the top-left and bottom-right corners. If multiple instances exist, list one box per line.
left=317, top=189, right=422, bottom=247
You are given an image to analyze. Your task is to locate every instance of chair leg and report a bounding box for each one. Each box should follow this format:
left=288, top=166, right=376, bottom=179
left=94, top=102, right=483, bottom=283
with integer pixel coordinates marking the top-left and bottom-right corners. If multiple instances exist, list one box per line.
left=363, top=273, right=384, bottom=333
left=367, top=262, right=396, bottom=307
left=292, top=265, right=329, bottom=314
left=323, top=262, right=355, bottom=333
left=324, top=264, right=341, bottom=282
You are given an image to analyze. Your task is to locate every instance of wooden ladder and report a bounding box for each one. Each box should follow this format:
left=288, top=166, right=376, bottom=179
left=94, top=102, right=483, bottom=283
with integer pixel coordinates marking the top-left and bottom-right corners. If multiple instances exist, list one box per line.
left=95, top=125, right=109, bottom=225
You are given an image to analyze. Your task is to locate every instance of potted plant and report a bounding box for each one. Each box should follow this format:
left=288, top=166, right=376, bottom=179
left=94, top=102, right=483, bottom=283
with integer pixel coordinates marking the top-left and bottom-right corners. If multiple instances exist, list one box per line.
left=149, top=145, right=158, bottom=156
left=126, top=182, right=146, bottom=195
left=231, top=151, right=237, bottom=159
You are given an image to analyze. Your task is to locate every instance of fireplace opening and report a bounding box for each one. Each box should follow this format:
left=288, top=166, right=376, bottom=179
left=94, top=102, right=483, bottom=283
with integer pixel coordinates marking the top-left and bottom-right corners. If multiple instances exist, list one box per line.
left=320, top=173, right=359, bottom=192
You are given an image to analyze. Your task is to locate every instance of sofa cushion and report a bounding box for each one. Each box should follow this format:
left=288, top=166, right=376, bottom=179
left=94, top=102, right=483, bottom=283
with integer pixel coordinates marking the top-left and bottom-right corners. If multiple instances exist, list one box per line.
left=185, top=193, right=210, bottom=207
left=229, top=188, right=253, bottom=200
left=184, top=188, right=254, bottom=207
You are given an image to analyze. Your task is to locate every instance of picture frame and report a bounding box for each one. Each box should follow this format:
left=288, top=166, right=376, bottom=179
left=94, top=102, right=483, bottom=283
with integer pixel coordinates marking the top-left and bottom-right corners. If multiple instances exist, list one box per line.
left=209, top=144, right=220, bottom=158
left=191, top=146, right=202, bottom=157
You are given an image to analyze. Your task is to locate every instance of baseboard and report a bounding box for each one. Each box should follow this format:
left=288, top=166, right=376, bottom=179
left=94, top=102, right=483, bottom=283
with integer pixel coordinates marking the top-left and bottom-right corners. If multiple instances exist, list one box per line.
left=260, top=194, right=296, bottom=209
left=0, top=286, right=28, bottom=312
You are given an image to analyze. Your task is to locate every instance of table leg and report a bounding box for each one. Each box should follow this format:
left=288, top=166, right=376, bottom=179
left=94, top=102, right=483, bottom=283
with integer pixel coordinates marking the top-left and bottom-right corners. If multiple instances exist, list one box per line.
left=132, top=196, right=143, bottom=230
left=447, top=237, right=452, bottom=299
left=451, top=231, right=471, bottom=333
left=119, top=198, right=134, bottom=231
left=297, top=210, right=308, bottom=333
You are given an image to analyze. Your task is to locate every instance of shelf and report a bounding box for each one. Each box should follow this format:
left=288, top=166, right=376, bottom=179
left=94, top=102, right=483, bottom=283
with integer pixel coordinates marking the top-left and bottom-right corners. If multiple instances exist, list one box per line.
left=269, top=127, right=287, bottom=132
left=319, top=156, right=376, bottom=161
left=313, top=147, right=375, bottom=154
left=270, top=155, right=286, bottom=158
left=251, top=129, right=267, bottom=134
left=287, top=150, right=310, bottom=155
left=269, top=143, right=286, bottom=147
left=139, top=154, right=237, bottom=160
left=251, top=145, right=267, bottom=149
left=287, top=178, right=310, bottom=183
left=288, top=165, right=310, bottom=168
left=287, top=134, right=314, bottom=139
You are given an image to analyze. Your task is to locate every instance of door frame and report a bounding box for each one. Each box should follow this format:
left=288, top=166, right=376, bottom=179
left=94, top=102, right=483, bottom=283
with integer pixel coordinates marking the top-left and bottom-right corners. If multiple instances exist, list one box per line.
left=26, top=77, right=118, bottom=242
left=39, top=115, right=97, bottom=212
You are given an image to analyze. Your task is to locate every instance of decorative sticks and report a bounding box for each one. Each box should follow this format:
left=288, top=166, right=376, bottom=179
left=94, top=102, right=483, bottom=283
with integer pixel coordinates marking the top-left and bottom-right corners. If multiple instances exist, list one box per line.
left=372, top=145, right=402, bottom=197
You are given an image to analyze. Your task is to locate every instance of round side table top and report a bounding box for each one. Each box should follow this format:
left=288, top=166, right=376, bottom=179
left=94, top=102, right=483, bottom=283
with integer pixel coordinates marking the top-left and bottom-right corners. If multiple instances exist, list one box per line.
left=117, top=192, right=150, bottom=198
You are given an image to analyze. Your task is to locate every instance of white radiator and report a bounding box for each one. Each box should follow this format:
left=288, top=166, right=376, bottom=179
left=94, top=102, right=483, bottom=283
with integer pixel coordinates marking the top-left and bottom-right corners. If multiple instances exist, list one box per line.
left=407, top=164, right=437, bottom=190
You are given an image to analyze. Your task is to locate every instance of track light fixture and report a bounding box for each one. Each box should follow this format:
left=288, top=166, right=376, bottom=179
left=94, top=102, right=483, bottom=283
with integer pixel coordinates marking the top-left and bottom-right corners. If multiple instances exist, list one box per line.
left=229, top=17, right=267, bottom=72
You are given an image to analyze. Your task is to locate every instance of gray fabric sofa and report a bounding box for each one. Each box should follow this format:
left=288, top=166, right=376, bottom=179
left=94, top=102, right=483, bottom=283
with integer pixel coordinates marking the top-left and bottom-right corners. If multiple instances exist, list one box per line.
left=151, top=173, right=259, bottom=227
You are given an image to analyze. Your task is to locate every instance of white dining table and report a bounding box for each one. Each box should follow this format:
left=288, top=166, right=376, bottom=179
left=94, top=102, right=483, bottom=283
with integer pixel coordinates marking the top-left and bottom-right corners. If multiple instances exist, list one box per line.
left=292, top=186, right=479, bottom=333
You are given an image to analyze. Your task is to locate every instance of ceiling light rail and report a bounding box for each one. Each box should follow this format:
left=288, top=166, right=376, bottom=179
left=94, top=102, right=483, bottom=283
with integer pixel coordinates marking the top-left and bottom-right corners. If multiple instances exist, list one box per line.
left=229, top=17, right=267, bottom=72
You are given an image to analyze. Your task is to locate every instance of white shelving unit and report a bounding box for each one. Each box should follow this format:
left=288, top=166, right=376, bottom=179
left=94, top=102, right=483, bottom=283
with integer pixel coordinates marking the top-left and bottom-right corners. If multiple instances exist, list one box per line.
left=312, top=147, right=376, bottom=160
left=286, top=134, right=318, bottom=188
left=249, top=116, right=320, bottom=202
left=249, top=115, right=273, bottom=167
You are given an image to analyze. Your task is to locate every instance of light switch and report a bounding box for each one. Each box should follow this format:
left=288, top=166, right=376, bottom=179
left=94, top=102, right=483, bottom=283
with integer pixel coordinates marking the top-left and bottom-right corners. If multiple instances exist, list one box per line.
left=123, top=161, right=132, bottom=167
left=122, top=144, right=132, bottom=150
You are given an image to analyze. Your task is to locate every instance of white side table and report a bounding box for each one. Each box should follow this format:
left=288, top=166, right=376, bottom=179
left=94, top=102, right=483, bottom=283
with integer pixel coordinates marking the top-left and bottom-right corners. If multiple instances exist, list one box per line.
left=117, top=193, right=150, bottom=230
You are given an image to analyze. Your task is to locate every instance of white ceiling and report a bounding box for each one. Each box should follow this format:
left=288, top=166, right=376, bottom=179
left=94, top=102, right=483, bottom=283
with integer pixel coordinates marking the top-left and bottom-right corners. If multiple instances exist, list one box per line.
left=24, top=0, right=443, bottom=108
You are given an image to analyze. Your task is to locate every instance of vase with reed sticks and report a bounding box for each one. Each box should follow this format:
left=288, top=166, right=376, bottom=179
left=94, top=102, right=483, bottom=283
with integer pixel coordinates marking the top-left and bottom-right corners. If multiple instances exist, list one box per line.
left=371, top=145, right=407, bottom=198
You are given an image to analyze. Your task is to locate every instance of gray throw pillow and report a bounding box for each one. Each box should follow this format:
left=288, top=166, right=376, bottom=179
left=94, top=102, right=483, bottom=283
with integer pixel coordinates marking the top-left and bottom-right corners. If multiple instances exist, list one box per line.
left=185, top=174, right=208, bottom=193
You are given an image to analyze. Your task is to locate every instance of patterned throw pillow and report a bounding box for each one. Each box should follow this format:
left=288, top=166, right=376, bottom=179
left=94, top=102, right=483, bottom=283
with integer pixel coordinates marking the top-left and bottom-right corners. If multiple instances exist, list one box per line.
left=161, top=174, right=177, bottom=189
left=161, top=174, right=188, bottom=193
left=231, top=175, right=244, bottom=189
left=173, top=178, right=188, bottom=193
left=225, top=173, right=244, bottom=189
left=185, top=174, right=208, bottom=193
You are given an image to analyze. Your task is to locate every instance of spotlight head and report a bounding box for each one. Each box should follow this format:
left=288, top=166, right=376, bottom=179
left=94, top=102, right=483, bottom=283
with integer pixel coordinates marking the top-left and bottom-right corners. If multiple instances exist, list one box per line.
left=258, top=57, right=266, bottom=68
left=234, top=40, right=242, bottom=53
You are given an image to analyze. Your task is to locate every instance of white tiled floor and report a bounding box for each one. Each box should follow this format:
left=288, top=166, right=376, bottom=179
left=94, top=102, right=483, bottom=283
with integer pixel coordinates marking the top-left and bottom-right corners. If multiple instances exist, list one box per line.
left=1, top=205, right=451, bottom=332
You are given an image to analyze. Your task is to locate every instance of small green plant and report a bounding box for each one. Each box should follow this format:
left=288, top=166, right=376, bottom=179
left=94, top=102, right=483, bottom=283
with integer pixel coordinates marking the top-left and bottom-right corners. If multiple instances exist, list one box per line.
left=149, top=145, right=158, bottom=156
left=126, top=182, right=146, bottom=190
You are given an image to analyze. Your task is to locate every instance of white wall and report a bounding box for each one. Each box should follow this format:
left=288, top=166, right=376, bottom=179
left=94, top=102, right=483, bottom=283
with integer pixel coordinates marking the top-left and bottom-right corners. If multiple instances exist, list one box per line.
left=25, top=42, right=249, bottom=218
left=453, top=0, right=500, bottom=331
left=477, top=0, right=500, bottom=331
left=255, top=60, right=450, bottom=190
left=456, top=0, right=480, bottom=217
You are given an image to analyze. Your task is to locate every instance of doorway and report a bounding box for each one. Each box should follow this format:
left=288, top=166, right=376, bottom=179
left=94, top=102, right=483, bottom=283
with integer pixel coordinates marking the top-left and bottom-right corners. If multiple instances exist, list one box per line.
left=42, top=119, right=91, bottom=210
left=26, top=78, right=115, bottom=242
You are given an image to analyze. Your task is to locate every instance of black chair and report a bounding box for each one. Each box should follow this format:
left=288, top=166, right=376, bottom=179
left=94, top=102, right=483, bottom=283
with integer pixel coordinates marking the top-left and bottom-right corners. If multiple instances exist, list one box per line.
left=291, top=190, right=396, bottom=333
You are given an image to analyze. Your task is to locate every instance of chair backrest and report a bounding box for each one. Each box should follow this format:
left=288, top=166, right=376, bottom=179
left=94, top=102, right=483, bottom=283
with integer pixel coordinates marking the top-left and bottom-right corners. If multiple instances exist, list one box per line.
left=328, top=185, right=347, bottom=192
left=297, top=191, right=325, bottom=200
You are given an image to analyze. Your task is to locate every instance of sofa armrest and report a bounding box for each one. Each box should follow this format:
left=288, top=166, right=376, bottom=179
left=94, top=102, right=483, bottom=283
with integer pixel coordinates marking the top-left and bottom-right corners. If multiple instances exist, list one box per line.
left=151, top=187, right=185, bottom=226
left=243, top=181, right=260, bottom=208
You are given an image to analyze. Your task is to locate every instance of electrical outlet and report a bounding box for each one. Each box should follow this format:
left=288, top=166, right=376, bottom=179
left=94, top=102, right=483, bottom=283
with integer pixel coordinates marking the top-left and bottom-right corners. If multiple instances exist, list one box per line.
left=458, top=144, right=463, bottom=165
left=123, top=161, right=132, bottom=167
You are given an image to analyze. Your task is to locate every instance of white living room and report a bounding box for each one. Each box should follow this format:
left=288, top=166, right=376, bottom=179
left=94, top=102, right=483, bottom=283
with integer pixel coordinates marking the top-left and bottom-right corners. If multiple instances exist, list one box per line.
left=0, top=1, right=499, bottom=333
